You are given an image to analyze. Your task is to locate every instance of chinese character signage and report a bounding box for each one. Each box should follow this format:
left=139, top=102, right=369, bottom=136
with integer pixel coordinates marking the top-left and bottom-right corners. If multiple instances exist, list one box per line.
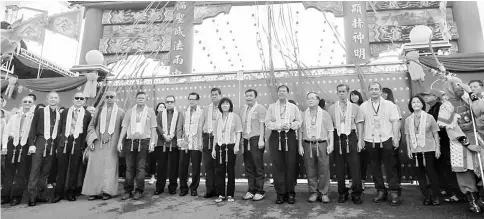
left=343, top=2, right=370, bottom=64
left=170, top=2, right=194, bottom=75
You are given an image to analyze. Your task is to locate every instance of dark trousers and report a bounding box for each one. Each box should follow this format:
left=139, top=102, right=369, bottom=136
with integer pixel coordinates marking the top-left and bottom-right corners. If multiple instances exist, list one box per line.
left=155, top=146, right=179, bottom=192
left=215, top=144, right=236, bottom=197
left=179, top=150, right=202, bottom=192
left=147, top=150, right=157, bottom=176
left=243, top=136, right=265, bottom=195
left=269, top=130, right=297, bottom=196
left=55, top=136, right=83, bottom=197
left=27, top=137, right=55, bottom=199
left=334, top=131, right=362, bottom=196
left=414, top=152, right=440, bottom=197
left=359, top=148, right=369, bottom=180
left=1, top=141, right=30, bottom=200
left=435, top=133, right=459, bottom=195
left=124, top=139, right=149, bottom=193
left=202, top=133, right=216, bottom=195
left=48, top=155, right=58, bottom=184
left=365, top=138, right=401, bottom=191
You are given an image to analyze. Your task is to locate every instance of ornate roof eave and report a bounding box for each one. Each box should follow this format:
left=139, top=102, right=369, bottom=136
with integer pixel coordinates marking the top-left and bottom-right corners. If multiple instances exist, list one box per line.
left=68, top=1, right=304, bottom=9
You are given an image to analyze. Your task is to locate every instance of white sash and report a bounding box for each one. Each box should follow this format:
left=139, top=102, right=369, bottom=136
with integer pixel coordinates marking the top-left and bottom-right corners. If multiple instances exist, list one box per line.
left=274, top=100, right=291, bottom=127
left=242, top=102, right=258, bottom=134
left=335, top=100, right=352, bottom=136
left=217, top=113, right=233, bottom=145
left=65, top=106, right=86, bottom=139
left=130, top=105, right=148, bottom=136
left=409, top=112, right=427, bottom=149
left=43, top=106, right=60, bottom=140
left=207, top=103, right=220, bottom=134
left=11, top=109, right=34, bottom=146
left=162, top=108, right=178, bottom=137
left=184, top=105, right=201, bottom=138
left=304, top=107, right=323, bottom=139
left=100, top=104, right=119, bottom=135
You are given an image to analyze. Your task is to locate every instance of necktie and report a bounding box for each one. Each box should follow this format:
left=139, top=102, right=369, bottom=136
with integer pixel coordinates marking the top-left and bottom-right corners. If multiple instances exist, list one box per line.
left=71, top=109, right=78, bottom=135
left=19, top=114, right=26, bottom=139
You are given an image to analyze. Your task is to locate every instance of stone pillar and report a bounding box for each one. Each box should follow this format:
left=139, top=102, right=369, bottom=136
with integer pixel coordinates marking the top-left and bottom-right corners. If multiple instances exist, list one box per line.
left=78, top=7, right=103, bottom=65
left=169, top=1, right=195, bottom=75
left=453, top=1, right=484, bottom=53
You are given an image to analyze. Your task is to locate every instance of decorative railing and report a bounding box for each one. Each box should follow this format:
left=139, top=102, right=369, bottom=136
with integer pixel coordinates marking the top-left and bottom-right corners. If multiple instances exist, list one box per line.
left=106, top=61, right=406, bottom=86
left=17, top=48, right=78, bottom=77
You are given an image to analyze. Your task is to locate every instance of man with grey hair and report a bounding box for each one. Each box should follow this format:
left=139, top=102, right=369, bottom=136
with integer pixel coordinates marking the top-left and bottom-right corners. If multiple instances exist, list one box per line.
left=27, top=91, right=61, bottom=206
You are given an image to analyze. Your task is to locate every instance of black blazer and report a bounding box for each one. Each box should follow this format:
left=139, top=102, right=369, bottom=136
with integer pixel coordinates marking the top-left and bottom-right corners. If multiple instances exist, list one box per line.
left=57, top=107, right=92, bottom=150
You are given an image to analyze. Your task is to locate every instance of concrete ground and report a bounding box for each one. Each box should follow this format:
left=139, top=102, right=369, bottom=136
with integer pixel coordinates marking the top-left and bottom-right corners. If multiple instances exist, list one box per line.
left=1, top=181, right=482, bottom=219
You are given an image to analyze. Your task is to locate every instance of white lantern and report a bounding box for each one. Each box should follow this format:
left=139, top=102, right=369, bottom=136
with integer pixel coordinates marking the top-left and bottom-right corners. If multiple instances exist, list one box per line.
left=85, top=50, right=104, bottom=65
left=409, top=25, right=433, bottom=44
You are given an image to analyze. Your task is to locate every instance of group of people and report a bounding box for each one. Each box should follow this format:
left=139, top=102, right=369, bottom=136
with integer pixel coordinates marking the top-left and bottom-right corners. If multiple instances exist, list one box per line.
left=0, top=78, right=483, bottom=214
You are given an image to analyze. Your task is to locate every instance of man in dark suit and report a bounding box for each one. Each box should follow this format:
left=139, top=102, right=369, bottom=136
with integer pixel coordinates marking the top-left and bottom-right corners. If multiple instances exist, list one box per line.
left=26, top=91, right=61, bottom=206
left=51, top=92, right=91, bottom=203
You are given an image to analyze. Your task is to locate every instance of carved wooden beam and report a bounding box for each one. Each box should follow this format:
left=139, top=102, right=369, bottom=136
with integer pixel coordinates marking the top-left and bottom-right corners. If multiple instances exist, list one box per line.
left=368, top=22, right=459, bottom=43
left=104, top=52, right=170, bottom=66
left=194, top=4, right=232, bottom=24
left=302, top=1, right=344, bottom=17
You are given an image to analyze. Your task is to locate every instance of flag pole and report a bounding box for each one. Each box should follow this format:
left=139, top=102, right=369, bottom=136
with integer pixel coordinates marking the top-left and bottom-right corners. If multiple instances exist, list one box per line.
left=36, top=12, right=48, bottom=79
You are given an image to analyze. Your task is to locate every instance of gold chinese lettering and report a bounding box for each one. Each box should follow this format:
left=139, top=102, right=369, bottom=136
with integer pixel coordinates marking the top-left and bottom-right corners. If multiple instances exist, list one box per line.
left=351, top=4, right=362, bottom=14
left=173, top=69, right=183, bottom=75
left=174, top=40, right=184, bottom=51
left=172, top=55, right=184, bottom=64
left=354, top=48, right=366, bottom=60
left=175, top=13, right=185, bottom=24
left=352, top=32, right=364, bottom=44
left=174, top=26, right=186, bottom=37
left=175, top=2, right=187, bottom=10
left=352, top=18, right=363, bottom=29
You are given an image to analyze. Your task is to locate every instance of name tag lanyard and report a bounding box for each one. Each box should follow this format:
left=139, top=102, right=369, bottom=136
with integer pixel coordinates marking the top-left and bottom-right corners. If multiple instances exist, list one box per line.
left=371, top=101, right=383, bottom=148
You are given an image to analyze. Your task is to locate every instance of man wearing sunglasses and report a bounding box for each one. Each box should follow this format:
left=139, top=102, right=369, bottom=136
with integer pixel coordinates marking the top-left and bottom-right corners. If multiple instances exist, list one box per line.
left=1, top=95, right=35, bottom=206
left=118, top=91, right=157, bottom=200
left=179, top=92, right=203, bottom=197
left=154, top=95, right=183, bottom=195
left=27, top=91, right=61, bottom=206
left=82, top=91, right=125, bottom=201
left=52, top=92, right=92, bottom=203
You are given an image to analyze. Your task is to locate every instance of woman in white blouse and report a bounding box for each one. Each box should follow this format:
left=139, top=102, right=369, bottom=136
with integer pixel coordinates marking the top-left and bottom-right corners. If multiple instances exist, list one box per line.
left=405, top=95, right=441, bottom=206
left=211, top=97, right=243, bottom=203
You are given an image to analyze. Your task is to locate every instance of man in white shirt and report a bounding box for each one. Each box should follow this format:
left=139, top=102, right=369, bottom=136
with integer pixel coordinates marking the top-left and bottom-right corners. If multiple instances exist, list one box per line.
left=265, top=85, right=303, bottom=204
left=357, top=82, right=402, bottom=206
left=1, top=95, right=35, bottom=206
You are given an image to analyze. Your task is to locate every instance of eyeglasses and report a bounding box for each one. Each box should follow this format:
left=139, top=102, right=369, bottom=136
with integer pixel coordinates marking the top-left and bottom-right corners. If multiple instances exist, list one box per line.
left=23, top=100, right=33, bottom=104
left=74, top=97, right=85, bottom=101
left=166, top=101, right=175, bottom=104
left=105, top=95, right=115, bottom=99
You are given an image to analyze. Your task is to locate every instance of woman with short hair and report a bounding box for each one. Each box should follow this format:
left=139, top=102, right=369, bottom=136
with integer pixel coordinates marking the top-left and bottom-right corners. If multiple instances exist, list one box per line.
left=405, top=95, right=441, bottom=206
left=211, top=97, right=242, bottom=203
